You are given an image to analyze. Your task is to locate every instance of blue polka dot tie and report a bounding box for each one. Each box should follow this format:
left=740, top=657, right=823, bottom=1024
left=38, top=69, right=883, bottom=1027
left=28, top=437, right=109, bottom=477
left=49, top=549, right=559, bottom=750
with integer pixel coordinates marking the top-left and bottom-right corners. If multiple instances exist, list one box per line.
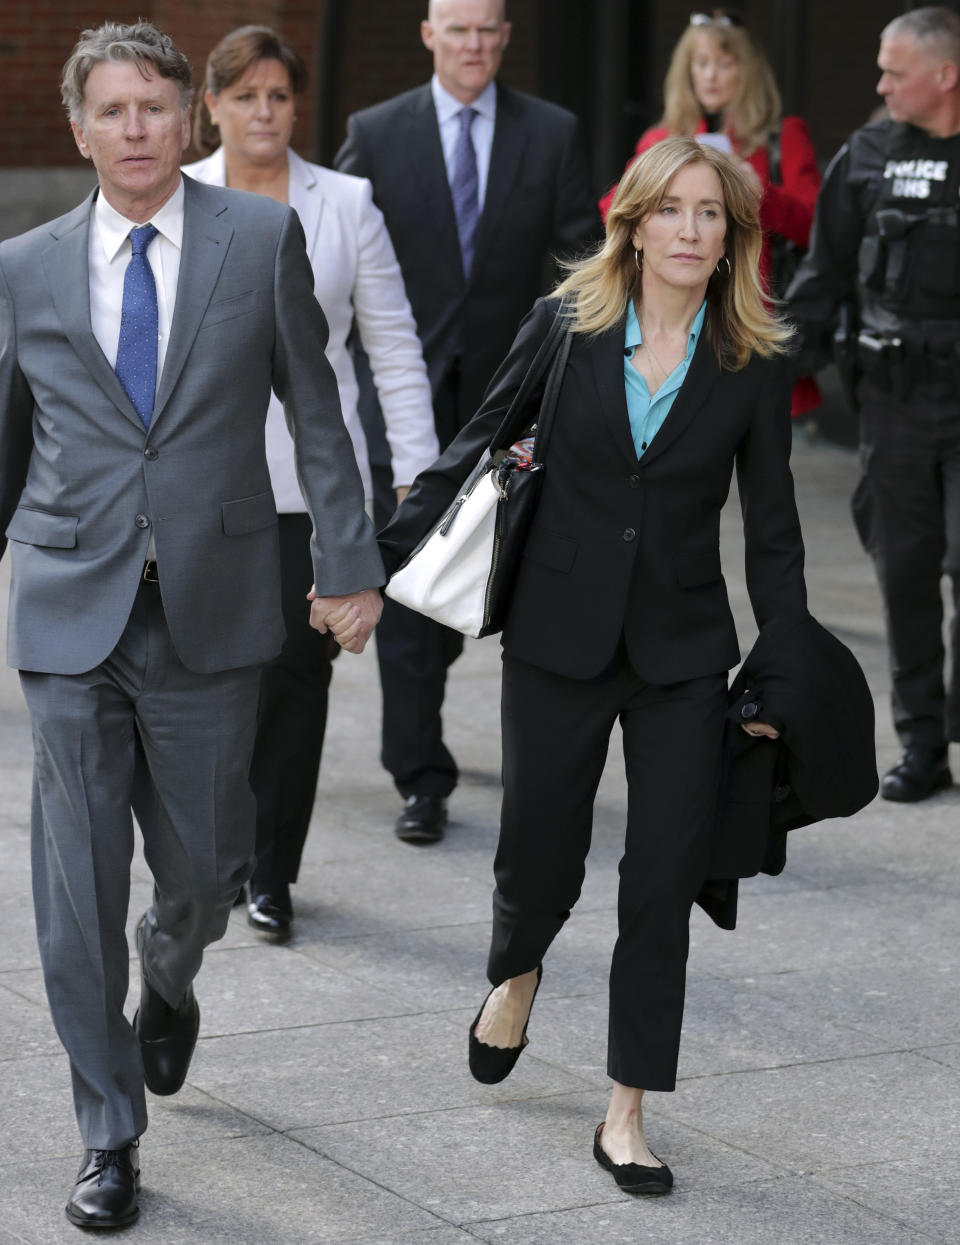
left=452, top=107, right=479, bottom=277
left=115, top=224, right=159, bottom=429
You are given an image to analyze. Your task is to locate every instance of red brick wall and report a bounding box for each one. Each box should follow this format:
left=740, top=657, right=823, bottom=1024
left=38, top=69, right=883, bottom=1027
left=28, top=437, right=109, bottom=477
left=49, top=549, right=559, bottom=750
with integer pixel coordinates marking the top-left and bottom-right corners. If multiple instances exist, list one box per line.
left=0, top=1, right=327, bottom=167
left=0, top=0, right=544, bottom=169
left=0, top=1, right=925, bottom=173
left=0, top=2, right=117, bottom=165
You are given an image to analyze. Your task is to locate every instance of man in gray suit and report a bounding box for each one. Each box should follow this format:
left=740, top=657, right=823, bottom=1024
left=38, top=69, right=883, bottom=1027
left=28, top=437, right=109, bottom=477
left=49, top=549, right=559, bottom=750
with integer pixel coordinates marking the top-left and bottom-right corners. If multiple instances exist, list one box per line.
left=0, top=22, right=383, bottom=1229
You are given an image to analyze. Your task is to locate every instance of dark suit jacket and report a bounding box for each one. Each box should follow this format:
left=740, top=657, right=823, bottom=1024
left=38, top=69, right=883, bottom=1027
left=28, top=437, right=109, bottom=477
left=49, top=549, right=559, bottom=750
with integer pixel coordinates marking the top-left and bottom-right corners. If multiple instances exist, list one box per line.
left=380, top=297, right=808, bottom=685
left=698, top=611, right=879, bottom=929
left=335, top=82, right=600, bottom=428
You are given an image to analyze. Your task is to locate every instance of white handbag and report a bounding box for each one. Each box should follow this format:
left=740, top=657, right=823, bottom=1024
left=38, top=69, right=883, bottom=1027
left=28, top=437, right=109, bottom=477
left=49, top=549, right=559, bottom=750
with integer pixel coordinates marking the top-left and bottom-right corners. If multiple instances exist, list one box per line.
left=385, top=454, right=508, bottom=638
left=385, top=306, right=572, bottom=638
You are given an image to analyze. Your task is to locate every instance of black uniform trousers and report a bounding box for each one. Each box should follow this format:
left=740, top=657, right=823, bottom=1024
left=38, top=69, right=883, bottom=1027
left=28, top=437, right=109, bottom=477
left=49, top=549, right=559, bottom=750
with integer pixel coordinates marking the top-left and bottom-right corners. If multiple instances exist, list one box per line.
left=248, top=513, right=339, bottom=886
left=489, top=647, right=728, bottom=1091
left=853, top=379, right=960, bottom=749
left=367, top=363, right=464, bottom=799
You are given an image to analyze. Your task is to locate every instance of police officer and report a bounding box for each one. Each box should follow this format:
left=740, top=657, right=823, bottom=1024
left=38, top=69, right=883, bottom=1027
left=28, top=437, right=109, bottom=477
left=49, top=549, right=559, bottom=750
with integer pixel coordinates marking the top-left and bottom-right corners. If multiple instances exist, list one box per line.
left=787, top=6, right=960, bottom=802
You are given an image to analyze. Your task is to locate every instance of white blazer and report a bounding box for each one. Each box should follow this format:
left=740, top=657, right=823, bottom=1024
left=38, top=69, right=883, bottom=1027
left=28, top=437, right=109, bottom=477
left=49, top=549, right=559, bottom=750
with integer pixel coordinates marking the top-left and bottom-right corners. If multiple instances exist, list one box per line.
left=183, top=148, right=438, bottom=509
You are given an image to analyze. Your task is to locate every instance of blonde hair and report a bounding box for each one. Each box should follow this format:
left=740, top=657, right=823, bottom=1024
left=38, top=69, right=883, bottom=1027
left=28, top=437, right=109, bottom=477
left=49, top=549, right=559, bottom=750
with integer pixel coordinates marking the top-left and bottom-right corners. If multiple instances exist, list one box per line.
left=553, top=137, right=792, bottom=370
left=661, top=21, right=781, bottom=155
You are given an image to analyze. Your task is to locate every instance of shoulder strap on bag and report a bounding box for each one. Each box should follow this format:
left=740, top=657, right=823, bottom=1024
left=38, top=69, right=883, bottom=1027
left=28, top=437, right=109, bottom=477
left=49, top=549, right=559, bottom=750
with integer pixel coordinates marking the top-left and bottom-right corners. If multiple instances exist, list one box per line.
left=530, top=322, right=573, bottom=461
left=490, top=300, right=571, bottom=451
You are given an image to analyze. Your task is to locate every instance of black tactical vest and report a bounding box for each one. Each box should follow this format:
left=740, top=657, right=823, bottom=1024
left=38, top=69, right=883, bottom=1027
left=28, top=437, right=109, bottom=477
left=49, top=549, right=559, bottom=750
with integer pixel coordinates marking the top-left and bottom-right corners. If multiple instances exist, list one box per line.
left=858, top=126, right=960, bottom=324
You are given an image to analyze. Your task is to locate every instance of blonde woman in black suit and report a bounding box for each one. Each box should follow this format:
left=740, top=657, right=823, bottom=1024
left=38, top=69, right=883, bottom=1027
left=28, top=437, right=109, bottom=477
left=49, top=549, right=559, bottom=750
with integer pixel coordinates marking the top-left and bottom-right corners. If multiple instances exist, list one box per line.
left=379, top=137, right=805, bottom=1195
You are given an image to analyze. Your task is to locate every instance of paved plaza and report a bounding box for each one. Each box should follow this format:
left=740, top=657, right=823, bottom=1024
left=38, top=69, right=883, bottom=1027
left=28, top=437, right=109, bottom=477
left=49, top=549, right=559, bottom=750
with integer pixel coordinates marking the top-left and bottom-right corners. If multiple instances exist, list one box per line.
left=0, top=427, right=957, bottom=1243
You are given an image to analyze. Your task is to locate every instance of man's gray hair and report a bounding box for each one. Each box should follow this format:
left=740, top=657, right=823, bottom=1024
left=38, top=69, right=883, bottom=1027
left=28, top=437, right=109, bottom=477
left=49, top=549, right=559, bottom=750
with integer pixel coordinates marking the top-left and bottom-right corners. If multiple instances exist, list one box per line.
left=61, top=21, right=193, bottom=127
left=882, top=6, right=960, bottom=68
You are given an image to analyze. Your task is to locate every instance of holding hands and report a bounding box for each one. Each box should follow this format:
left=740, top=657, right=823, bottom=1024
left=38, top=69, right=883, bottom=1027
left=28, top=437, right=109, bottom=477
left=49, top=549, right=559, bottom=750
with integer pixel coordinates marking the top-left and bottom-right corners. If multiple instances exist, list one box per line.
left=308, top=587, right=383, bottom=653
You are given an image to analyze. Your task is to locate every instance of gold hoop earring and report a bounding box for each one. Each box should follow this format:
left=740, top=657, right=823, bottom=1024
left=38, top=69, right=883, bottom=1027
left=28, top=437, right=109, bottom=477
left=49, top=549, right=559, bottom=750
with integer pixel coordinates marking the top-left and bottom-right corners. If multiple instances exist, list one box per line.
left=716, top=255, right=731, bottom=277
left=634, top=249, right=643, bottom=272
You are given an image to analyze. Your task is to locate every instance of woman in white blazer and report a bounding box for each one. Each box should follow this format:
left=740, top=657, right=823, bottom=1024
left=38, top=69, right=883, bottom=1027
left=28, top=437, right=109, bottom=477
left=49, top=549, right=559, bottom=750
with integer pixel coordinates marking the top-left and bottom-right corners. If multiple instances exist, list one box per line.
left=184, top=25, right=438, bottom=940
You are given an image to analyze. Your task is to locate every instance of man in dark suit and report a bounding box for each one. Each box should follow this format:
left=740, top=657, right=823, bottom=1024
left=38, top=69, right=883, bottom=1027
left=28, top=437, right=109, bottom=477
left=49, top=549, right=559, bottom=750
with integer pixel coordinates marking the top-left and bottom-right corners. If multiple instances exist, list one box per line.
left=0, top=22, right=382, bottom=1227
left=336, top=0, right=600, bottom=844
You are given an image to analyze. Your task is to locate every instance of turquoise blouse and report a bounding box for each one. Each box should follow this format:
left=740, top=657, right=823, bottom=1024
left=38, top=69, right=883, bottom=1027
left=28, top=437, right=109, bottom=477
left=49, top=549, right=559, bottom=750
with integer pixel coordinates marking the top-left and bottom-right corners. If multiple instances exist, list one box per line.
left=623, top=299, right=707, bottom=458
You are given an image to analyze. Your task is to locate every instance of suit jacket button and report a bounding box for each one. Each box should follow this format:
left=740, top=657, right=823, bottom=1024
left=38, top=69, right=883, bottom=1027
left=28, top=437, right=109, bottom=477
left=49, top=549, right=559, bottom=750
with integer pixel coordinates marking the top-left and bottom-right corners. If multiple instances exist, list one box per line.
left=623, top=527, right=636, bottom=542
left=740, top=701, right=760, bottom=720
left=628, top=474, right=640, bottom=489
left=135, top=513, right=150, bottom=529
left=144, top=447, right=158, bottom=460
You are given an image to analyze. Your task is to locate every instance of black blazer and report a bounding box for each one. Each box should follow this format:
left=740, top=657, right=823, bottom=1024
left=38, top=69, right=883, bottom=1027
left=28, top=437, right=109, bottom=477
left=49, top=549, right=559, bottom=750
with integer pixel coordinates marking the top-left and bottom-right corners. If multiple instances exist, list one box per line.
left=335, top=82, right=600, bottom=428
left=380, top=297, right=808, bottom=685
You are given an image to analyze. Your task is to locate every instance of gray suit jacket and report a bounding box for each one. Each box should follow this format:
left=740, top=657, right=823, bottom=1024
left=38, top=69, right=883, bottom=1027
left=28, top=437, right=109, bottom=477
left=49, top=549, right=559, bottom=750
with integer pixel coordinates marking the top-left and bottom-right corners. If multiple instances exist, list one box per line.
left=0, top=175, right=384, bottom=676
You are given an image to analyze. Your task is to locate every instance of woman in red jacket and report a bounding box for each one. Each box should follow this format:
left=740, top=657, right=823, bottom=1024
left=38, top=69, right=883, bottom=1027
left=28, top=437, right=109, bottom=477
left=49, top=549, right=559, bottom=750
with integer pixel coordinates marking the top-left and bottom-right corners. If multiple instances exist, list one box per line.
left=601, top=11, right=821, bottom=415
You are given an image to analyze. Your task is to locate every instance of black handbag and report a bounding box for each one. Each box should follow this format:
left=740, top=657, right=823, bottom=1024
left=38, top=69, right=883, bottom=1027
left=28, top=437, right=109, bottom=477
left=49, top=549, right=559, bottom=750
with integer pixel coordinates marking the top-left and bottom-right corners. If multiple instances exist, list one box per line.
left=385, top=304, right=573, bottom=638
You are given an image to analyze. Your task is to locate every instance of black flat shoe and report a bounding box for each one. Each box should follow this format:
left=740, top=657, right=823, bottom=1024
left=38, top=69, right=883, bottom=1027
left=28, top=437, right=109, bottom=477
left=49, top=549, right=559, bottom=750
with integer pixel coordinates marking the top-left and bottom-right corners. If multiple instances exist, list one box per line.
left=247, top=885, right=293, bottom=943
left=468, top=964, right=542, bottom=1084
left=881, top=747, right=952, bottom=802
left=593, top=1123, right=673, bottom=1195
left=65, top=1143, right=140, bottom=1229
left=134, top=919, right=200, bottom=1096
left=395, top=795, right=447, bottom=844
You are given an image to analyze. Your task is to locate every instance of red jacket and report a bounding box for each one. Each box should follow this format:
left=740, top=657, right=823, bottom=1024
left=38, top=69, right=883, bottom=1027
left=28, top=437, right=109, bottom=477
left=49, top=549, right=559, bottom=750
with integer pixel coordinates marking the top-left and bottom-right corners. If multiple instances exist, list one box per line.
left=600, top=116, right=822, bottom=416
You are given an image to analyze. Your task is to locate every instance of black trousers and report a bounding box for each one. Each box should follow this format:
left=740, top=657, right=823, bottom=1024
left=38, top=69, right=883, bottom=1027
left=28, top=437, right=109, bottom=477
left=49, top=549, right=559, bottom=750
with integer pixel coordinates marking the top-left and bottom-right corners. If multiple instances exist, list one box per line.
left=369, top=364, right=464, bottom=798
left=248, top=513, right=338, bottom=885
left=854, top=381, right=960, bottom=748
left=489, top=649, right=728, bottom=1091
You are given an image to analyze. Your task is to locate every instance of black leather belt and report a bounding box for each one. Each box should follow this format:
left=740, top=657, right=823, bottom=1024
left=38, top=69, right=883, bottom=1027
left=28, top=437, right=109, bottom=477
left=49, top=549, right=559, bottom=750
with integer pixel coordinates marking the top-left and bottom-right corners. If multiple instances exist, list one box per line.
left=142, top=560, right=159, bottom=583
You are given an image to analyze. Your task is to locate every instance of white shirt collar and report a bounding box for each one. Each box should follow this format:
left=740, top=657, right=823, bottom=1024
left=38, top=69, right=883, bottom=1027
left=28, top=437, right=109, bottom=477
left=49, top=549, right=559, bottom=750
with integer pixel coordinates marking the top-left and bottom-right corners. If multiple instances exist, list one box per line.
left=431, top=75, right=497, bottom=126
left=93, top=177, right=185, bottom=263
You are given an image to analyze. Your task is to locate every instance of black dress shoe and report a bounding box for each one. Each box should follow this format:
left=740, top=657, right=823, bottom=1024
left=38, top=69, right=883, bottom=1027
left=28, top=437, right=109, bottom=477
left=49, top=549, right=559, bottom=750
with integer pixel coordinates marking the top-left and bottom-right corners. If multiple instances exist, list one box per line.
left=134, top=920, right=200, bottom=1096
left=395, top=795, right=447, bottom=844
left=247, top=884, right=293, bottom=943
left=468, top=964, right=542, bottom=1084
left=593, top=1124, right=673, bottom=1195
left=881, top=747, right=952, bottom=802
left=65, top=1143, right=140, bottom=1229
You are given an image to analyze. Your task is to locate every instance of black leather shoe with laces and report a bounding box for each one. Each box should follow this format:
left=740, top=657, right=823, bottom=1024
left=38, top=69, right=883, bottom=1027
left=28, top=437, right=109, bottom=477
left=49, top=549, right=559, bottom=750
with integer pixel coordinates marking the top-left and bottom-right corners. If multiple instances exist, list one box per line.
left=247, top=883, right=293, bottom=942
left=134, top=918, right=200, bottom=1096
left=65, top=1143, right=140, bottom=1228
left=881, top=747, right=952, bottom=802
left=395, top=795, right=447, bottom=844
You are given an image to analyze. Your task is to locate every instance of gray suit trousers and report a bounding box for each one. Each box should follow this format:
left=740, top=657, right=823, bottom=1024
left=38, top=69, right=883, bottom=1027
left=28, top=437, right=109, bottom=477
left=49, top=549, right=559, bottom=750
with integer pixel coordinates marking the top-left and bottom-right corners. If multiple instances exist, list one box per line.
left=21, top=578, right=261, bottom=1148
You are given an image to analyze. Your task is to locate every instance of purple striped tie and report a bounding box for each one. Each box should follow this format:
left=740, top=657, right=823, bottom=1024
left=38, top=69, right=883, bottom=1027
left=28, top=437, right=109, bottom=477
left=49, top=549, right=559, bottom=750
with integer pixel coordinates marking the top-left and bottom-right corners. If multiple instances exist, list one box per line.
left=451, top=107, right=479, bottom=277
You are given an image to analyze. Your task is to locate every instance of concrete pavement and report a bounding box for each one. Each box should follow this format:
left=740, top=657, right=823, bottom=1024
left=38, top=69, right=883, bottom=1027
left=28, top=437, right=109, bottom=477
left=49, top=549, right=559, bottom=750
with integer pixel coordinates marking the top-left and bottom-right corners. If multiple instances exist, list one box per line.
left=0, top=428, right=957, bottom=1243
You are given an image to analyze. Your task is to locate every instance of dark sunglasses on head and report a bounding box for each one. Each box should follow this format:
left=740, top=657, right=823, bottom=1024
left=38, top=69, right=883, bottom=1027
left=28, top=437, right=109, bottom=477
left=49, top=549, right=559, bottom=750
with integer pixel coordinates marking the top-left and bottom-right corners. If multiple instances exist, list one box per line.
left=689, top=10, right=745, bottom=27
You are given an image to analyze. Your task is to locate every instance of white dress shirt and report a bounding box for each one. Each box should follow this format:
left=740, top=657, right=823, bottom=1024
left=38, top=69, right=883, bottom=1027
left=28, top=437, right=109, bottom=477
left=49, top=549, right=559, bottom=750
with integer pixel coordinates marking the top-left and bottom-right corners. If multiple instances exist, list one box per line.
left=88, top=179, right=183, bottom=558
left=431, top=76, right=497, bottom=211
left=88, top=179, right=183, bottom=382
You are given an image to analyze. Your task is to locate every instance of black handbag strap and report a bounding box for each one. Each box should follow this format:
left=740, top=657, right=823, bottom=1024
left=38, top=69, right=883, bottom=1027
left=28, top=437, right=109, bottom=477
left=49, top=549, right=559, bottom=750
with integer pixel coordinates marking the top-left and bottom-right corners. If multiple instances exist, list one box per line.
left=530, top=321, right=573, bottom=462
left=490, top=300, right=572, bottom=452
